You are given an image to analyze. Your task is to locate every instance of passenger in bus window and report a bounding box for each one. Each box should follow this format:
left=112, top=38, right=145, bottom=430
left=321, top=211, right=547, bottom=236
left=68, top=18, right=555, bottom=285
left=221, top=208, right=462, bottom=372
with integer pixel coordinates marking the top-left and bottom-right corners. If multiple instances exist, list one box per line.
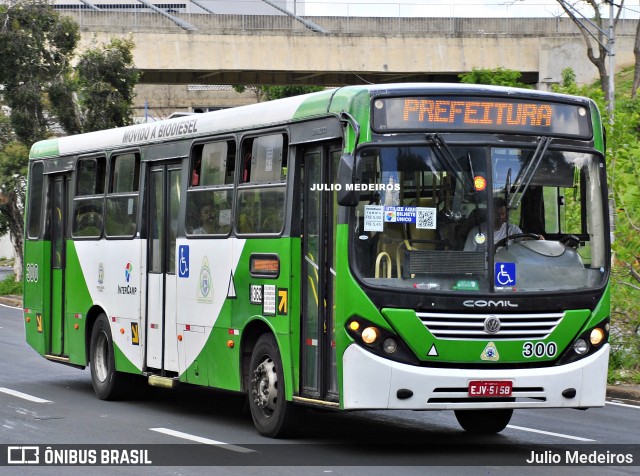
left=193, top=204, right=217, bottom=234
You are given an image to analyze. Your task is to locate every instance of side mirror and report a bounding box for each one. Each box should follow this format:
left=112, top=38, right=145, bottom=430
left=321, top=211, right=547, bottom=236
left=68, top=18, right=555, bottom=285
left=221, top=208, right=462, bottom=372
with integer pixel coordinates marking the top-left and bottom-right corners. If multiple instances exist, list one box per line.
left=337, top=153, right=361, bottom=206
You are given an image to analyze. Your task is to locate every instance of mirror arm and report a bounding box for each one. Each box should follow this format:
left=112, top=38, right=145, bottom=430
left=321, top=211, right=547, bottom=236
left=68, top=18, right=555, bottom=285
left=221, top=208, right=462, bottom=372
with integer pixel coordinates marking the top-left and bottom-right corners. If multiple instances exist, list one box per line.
left=340, top=111, right=361, bottom=151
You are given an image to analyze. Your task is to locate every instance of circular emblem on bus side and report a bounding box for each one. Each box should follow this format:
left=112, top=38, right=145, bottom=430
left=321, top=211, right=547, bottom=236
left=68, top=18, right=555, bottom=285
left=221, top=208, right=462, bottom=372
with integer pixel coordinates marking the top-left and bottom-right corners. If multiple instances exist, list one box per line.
left=484, top=316, right=501, bottom=335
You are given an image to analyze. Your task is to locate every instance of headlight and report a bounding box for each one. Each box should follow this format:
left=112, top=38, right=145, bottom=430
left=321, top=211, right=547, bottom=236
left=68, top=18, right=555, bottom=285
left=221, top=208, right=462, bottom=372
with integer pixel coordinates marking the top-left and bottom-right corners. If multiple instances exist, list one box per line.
left=573, top=339, right=589, bottom=355
left=383, top=338, right=398, bottom=354
left=590, top=328, right=605, bottom=346
left=556, top=317, right=609, bottom=366
left=361, top=327, right=379, bottom=345
left=344, top=316, right=419, bottom=365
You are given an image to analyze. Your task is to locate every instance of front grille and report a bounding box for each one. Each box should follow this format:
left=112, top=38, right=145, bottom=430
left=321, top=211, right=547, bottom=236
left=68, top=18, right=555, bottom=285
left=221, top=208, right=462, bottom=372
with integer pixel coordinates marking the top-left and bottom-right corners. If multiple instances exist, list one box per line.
left=417, top=311, right=564, bottom=340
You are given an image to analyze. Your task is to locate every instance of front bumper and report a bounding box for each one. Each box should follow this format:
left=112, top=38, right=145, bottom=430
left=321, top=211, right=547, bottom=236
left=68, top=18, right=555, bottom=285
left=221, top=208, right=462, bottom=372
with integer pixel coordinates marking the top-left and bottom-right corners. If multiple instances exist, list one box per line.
left=342, top=343, right=609, bottom=410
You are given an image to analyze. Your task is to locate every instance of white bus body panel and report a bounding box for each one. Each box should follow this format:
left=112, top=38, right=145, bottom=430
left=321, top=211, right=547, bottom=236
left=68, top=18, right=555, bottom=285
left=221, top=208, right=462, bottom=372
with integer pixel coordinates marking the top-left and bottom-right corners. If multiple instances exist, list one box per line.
left=75, top=239, right=146, bottom=370
left=146, top=273, right=163, bottom=369
left=342, top=343, right=609, bottom=410
left=174, top=238, right=238, bottom=374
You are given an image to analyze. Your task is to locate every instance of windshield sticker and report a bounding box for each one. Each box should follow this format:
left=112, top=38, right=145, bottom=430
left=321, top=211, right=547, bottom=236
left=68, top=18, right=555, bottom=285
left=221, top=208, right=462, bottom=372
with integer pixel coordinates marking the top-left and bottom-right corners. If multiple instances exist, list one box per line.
left=381, top=206, right=437, bottom=229
left=416, top=207, right=436, bottom=229
left=495, top=262, right=516, bottom=287
left=364, top=205, right=384, bottom=232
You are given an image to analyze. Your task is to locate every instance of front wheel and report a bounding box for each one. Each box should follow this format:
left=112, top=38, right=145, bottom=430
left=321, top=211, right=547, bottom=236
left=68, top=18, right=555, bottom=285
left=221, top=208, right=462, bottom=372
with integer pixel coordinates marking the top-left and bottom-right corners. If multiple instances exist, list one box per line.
left=247, top=334, right=297, bottom=437
left=454, top=409, right=513, bottom=434
left=89, top=313, right=130, bottom=400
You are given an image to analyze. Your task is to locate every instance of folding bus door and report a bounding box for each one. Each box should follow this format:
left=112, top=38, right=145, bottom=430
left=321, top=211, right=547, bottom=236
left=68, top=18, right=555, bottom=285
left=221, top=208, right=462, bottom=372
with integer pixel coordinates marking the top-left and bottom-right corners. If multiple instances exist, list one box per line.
left=146, top=162, right=182, bottom=374
left=300, top=143, right=341, bottom=402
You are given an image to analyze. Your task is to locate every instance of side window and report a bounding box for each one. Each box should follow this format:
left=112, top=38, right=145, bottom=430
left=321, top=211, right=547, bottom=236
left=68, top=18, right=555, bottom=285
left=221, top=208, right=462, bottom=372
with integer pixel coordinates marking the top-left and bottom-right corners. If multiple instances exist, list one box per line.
left=186, top=140, right=235, bottom=236
left=105, top=153, right=140, bottom=237
left=236, top=133, right=287, bottom=235
left=27, top=161, right=45, bottom=239
left=72, top=157, right=106, bottom=238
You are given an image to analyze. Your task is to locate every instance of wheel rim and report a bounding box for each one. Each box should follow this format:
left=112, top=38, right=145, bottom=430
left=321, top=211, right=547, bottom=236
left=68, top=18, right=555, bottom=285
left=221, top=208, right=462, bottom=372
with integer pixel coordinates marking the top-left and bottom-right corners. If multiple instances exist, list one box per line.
left=94, top=332, right=109, bottom=383
left=252, top=356, right=278, bottom=417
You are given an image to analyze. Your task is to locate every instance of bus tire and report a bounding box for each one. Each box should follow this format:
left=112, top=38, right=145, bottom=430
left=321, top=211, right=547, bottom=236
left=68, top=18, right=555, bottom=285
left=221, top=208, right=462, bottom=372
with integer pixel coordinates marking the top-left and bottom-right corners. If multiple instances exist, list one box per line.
left=454, top=409, right=513, bottom=434
left=89, top=313, right=129, bottom=400
left=248, top=333, right=296, bottom=437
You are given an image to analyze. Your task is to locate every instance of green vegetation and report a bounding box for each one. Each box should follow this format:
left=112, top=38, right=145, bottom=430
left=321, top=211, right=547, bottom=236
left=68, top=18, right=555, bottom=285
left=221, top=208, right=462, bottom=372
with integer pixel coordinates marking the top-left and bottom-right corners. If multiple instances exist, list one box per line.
left=554, top=67, right=640, bottom=384
left=233, top=84, right=324, bottom=102
left=0, top=0, right=140, bottom=280
left=0, top=274, right=21, bottom=296
left=459, top=67, right=531, bottom=88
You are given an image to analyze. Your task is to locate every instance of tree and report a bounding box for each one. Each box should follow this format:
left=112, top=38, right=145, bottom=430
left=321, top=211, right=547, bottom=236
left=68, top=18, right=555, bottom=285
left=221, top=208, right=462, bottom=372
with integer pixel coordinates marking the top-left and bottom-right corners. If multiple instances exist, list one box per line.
left=633, top=20, right=640, bottom=99
left=233, top=85, right=323, bottom=103
left=49, top=36, right=140, bottom=134
left=458, top=67, right=531, bottom=88
left=0, top=0, right=79, bottom=280
left=0, top=1, right=140, bottom=280
left=263, top=85, right=323, bottom=100
left=75, top=37, right=141, bottom=131
left=0, top=110, right=28, bottom=280
left=0, top=0, right=80, bottom=145
left=554, top=66, right=640, bottom=375
left=555, top=0, right=623, bottom=108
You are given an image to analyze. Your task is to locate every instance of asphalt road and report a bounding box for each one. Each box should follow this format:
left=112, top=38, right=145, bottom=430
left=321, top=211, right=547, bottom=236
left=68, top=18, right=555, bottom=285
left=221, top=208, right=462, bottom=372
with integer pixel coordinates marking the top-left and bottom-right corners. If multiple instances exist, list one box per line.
left=1, top=302, right=639, bottom=475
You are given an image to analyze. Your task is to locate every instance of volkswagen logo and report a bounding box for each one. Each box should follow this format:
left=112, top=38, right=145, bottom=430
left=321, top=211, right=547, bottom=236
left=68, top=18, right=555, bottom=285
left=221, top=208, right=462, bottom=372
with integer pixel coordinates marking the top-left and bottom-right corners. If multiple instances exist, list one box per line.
left=483, top=316, right=501, bottom=334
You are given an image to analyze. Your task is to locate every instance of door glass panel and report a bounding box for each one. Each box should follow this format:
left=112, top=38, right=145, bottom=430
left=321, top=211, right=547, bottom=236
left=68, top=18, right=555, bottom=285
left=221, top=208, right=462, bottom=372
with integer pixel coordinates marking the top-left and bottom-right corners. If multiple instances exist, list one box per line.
left=52, top=179, right=64, bottom=269
left=167, top=169, right=181, bottom=274
left=149, top=170, right=164, bottom=274
left=328, top=149, right=340, bottom=395
left=303, top=151, right=321, bottom=393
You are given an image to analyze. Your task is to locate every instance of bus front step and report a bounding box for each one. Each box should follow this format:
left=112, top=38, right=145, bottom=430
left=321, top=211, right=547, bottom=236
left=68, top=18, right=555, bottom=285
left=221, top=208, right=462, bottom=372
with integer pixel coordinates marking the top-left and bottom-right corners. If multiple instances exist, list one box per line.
left=147, top=375, right=178, bottom=389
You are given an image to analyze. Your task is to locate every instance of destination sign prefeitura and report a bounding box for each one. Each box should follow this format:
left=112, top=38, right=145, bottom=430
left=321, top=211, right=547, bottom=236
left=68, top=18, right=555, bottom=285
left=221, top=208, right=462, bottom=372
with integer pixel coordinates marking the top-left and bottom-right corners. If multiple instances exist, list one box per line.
left=372, top=96, right=592, bottom=139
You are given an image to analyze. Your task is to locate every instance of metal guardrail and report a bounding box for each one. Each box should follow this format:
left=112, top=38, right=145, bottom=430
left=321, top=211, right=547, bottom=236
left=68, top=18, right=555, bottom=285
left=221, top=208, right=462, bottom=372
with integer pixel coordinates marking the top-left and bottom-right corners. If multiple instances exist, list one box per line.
left=58, top=10, right=639, bottom=35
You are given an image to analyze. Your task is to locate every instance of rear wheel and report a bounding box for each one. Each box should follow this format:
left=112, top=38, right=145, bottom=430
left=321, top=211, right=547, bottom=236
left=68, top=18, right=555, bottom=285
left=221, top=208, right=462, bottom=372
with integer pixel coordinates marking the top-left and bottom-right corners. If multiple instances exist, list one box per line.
left=89, top=313, right=130, bottom=400
left=248, top=334, right=297, bottom=437
left=454, top=409, right=513, bottom=434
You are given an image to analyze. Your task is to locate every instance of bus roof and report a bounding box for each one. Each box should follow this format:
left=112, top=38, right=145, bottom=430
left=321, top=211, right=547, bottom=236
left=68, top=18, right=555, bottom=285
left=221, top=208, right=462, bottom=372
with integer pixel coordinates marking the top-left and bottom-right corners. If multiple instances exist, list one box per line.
left=29, top=83, right=594, bottom=160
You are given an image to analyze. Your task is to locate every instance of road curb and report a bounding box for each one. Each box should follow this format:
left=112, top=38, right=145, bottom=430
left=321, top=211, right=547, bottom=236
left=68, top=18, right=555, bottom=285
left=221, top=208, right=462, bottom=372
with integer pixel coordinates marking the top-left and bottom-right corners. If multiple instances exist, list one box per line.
left=0, top=295, right=22, bottom=308
left=607, top=384, right=640, bottom=405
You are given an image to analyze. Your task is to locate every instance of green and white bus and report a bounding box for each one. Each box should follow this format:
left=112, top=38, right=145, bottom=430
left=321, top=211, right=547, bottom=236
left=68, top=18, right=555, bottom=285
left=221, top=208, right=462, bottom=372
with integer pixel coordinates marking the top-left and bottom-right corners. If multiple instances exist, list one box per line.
left=24, top=84, right=610, bottom=436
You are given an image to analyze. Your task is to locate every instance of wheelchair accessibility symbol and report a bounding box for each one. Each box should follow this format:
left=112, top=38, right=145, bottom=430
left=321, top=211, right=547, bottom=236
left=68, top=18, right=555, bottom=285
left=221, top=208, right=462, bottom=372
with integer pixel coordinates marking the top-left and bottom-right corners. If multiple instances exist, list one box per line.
left=495, top=262, right=516, bottom=287
left=178, top=245, right=189, bottom=278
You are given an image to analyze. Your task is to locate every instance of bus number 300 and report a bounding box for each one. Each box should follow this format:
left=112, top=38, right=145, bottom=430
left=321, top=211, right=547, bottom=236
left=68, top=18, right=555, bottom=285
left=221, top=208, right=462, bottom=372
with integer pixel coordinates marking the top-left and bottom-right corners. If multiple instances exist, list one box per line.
left=523, top=341, right=557, bottom=358
left=26, top=263, right=39, bottom=283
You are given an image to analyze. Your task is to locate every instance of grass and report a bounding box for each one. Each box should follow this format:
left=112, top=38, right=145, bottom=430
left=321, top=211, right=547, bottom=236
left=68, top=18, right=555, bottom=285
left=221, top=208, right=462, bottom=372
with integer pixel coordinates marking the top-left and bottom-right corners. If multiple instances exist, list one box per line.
left=0, top=274, right=22, bottom=296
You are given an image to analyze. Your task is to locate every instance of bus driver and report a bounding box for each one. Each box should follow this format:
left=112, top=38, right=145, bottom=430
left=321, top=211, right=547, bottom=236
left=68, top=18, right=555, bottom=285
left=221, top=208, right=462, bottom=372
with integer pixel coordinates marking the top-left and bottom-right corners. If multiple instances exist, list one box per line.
left=463, top=198, right=543, bottom=251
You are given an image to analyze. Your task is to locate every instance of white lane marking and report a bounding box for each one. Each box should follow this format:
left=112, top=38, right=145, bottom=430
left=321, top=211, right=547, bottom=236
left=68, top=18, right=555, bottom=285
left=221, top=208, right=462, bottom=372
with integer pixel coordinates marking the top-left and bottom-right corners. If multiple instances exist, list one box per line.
left=0, top=302, right=20, bottom=309
left=0, top=387, right=52, bottom=404
left=507, top=425, right=595, bottom=442
left=607, top=400, right=640, bottom=410
left=150, top=428, right=255, bottom=453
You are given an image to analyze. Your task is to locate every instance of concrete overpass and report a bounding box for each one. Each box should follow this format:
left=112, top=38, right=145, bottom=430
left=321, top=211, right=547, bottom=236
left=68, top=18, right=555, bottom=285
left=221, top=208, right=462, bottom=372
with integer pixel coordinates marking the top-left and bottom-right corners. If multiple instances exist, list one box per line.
left=65, top=12, right=637, bottom=89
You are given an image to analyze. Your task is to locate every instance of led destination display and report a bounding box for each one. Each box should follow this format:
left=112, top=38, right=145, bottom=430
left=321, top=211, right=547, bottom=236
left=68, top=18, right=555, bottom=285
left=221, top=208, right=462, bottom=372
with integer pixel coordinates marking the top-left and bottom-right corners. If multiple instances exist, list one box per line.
left=372, top=97, right=592, bottom=138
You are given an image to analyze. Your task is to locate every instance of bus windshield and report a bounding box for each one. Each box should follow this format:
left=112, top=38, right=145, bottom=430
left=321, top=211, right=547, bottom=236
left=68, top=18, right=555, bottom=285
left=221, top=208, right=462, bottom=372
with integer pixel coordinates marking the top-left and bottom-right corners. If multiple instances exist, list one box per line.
left=351, top=143, right=608, bottom=294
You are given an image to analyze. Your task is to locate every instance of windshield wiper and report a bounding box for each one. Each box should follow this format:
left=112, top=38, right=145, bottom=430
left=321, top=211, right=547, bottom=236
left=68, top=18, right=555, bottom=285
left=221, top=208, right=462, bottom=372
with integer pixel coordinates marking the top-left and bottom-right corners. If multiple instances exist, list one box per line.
left=508, top=136, right=552, bottom=210
left=427, top=133, right=475, bottom=191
